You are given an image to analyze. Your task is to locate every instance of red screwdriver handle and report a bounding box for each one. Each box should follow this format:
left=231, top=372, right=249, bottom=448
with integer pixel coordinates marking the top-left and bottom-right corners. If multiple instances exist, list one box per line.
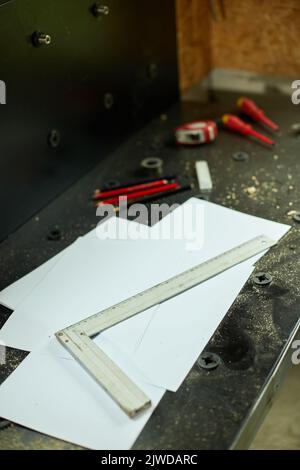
left=237, top=97, right=279, bottom=131
left=222, top=114, right=275, bottom=146
left=222, top=114, right=251, bottom=135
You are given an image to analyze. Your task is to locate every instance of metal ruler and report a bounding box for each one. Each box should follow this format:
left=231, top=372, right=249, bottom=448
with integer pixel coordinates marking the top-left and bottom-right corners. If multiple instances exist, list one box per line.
left=56, top=235, right=276, bottom=417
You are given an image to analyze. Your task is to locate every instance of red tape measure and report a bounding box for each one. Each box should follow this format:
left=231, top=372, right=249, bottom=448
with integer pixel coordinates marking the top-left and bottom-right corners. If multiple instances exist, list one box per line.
left=175, top=120, right=217, bottom=146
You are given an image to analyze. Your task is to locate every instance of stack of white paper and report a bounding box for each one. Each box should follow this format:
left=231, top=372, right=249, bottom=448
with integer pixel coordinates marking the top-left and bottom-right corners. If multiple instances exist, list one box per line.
left=0, top=198, right=290, bottom=449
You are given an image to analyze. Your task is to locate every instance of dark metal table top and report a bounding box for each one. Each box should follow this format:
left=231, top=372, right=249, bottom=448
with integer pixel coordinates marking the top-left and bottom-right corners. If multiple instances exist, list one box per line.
left=1, top=88, right=300, bottom=449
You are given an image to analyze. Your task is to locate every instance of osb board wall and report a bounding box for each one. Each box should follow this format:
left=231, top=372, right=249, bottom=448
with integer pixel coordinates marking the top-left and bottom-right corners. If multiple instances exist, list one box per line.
left=176, top=0, right=211, bottom=92
left=176, top=0, right=300, bottom=92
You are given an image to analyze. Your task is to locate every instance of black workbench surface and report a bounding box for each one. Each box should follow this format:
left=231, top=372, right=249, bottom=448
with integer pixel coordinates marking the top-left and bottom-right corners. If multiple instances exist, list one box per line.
left=1, top=88, right=300, bottom=449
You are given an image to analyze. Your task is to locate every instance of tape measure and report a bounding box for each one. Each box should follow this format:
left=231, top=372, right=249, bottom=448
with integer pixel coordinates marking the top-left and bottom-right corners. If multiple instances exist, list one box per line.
left=175, top=120, right=217, bottom=146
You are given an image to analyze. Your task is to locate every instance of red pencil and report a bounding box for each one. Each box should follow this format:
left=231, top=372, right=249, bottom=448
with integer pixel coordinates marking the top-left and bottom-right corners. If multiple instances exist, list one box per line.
left=93, top=179, right=169, bottom=200
left=96, top=182, right=180, bottom=206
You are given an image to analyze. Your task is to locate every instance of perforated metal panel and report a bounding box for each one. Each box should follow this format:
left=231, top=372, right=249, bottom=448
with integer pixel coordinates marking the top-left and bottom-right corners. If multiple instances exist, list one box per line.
left=0, top=0, right=178, bottom=240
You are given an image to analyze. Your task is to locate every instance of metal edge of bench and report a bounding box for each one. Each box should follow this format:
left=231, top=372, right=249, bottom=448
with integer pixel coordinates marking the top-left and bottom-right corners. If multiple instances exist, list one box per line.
left=230, top=316, right=300, bottom=450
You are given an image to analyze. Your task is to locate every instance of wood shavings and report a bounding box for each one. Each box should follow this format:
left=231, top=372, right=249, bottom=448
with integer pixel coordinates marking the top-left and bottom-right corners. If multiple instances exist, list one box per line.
left=244, top=186, right=257, bottom=196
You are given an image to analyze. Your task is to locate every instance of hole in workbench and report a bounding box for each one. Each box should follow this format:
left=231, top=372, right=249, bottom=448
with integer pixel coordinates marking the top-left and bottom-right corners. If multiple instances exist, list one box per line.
left=47, top=229, right=62, bottom=241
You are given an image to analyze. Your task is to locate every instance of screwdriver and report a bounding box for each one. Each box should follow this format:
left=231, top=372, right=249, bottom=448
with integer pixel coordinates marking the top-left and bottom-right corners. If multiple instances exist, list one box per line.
left=221, top=114, right=275, bottom=146
left=237, top=97, right=279, bottom=131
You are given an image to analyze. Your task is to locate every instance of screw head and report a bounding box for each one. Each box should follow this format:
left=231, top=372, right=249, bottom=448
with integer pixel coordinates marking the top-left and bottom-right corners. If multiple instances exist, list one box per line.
left=198, top=352, right=221, bottom=370
left=104, top=92, right=114, bottom=110
left=232, top=151, right=249, bottom=162
left=253, top=272, right=273, bottom=286
left=48, top=129, right=61, bottom=149
left=44, top=35, right=51, bottom=45
left=33, top=32, right=51, bottom=47
left=92, top=3, right=109, bottom=17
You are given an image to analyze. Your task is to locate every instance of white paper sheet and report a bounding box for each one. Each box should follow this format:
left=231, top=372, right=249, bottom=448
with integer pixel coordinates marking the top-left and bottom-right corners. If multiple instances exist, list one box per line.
left=0, top=337, right=165, bottom=450
left=0, top=219, right=117, bottom=311
left=0, top=251, right=64, bottom=310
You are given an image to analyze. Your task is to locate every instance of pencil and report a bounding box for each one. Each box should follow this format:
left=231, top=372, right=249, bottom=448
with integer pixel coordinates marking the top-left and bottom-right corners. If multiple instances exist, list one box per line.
left=93, top=179, right=169, bottom=201
left=96, top=182, right=180, bottom=206
left=93, top=175, right=177, bottom=198
left=113, top=184, right=192, bottom=212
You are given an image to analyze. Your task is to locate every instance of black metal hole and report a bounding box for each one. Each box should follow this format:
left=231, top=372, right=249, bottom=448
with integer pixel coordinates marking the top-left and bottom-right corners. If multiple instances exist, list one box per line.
left=47, top=229, right=62, bottom=241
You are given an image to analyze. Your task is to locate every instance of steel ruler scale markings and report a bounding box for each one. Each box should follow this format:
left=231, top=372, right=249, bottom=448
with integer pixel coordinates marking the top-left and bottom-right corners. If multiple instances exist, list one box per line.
left=56, top=235, right=276, bottom=417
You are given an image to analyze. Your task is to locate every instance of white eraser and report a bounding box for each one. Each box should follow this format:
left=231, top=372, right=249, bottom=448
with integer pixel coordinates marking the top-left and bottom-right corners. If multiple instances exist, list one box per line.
left=195, top=160, right=212, bottom=191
